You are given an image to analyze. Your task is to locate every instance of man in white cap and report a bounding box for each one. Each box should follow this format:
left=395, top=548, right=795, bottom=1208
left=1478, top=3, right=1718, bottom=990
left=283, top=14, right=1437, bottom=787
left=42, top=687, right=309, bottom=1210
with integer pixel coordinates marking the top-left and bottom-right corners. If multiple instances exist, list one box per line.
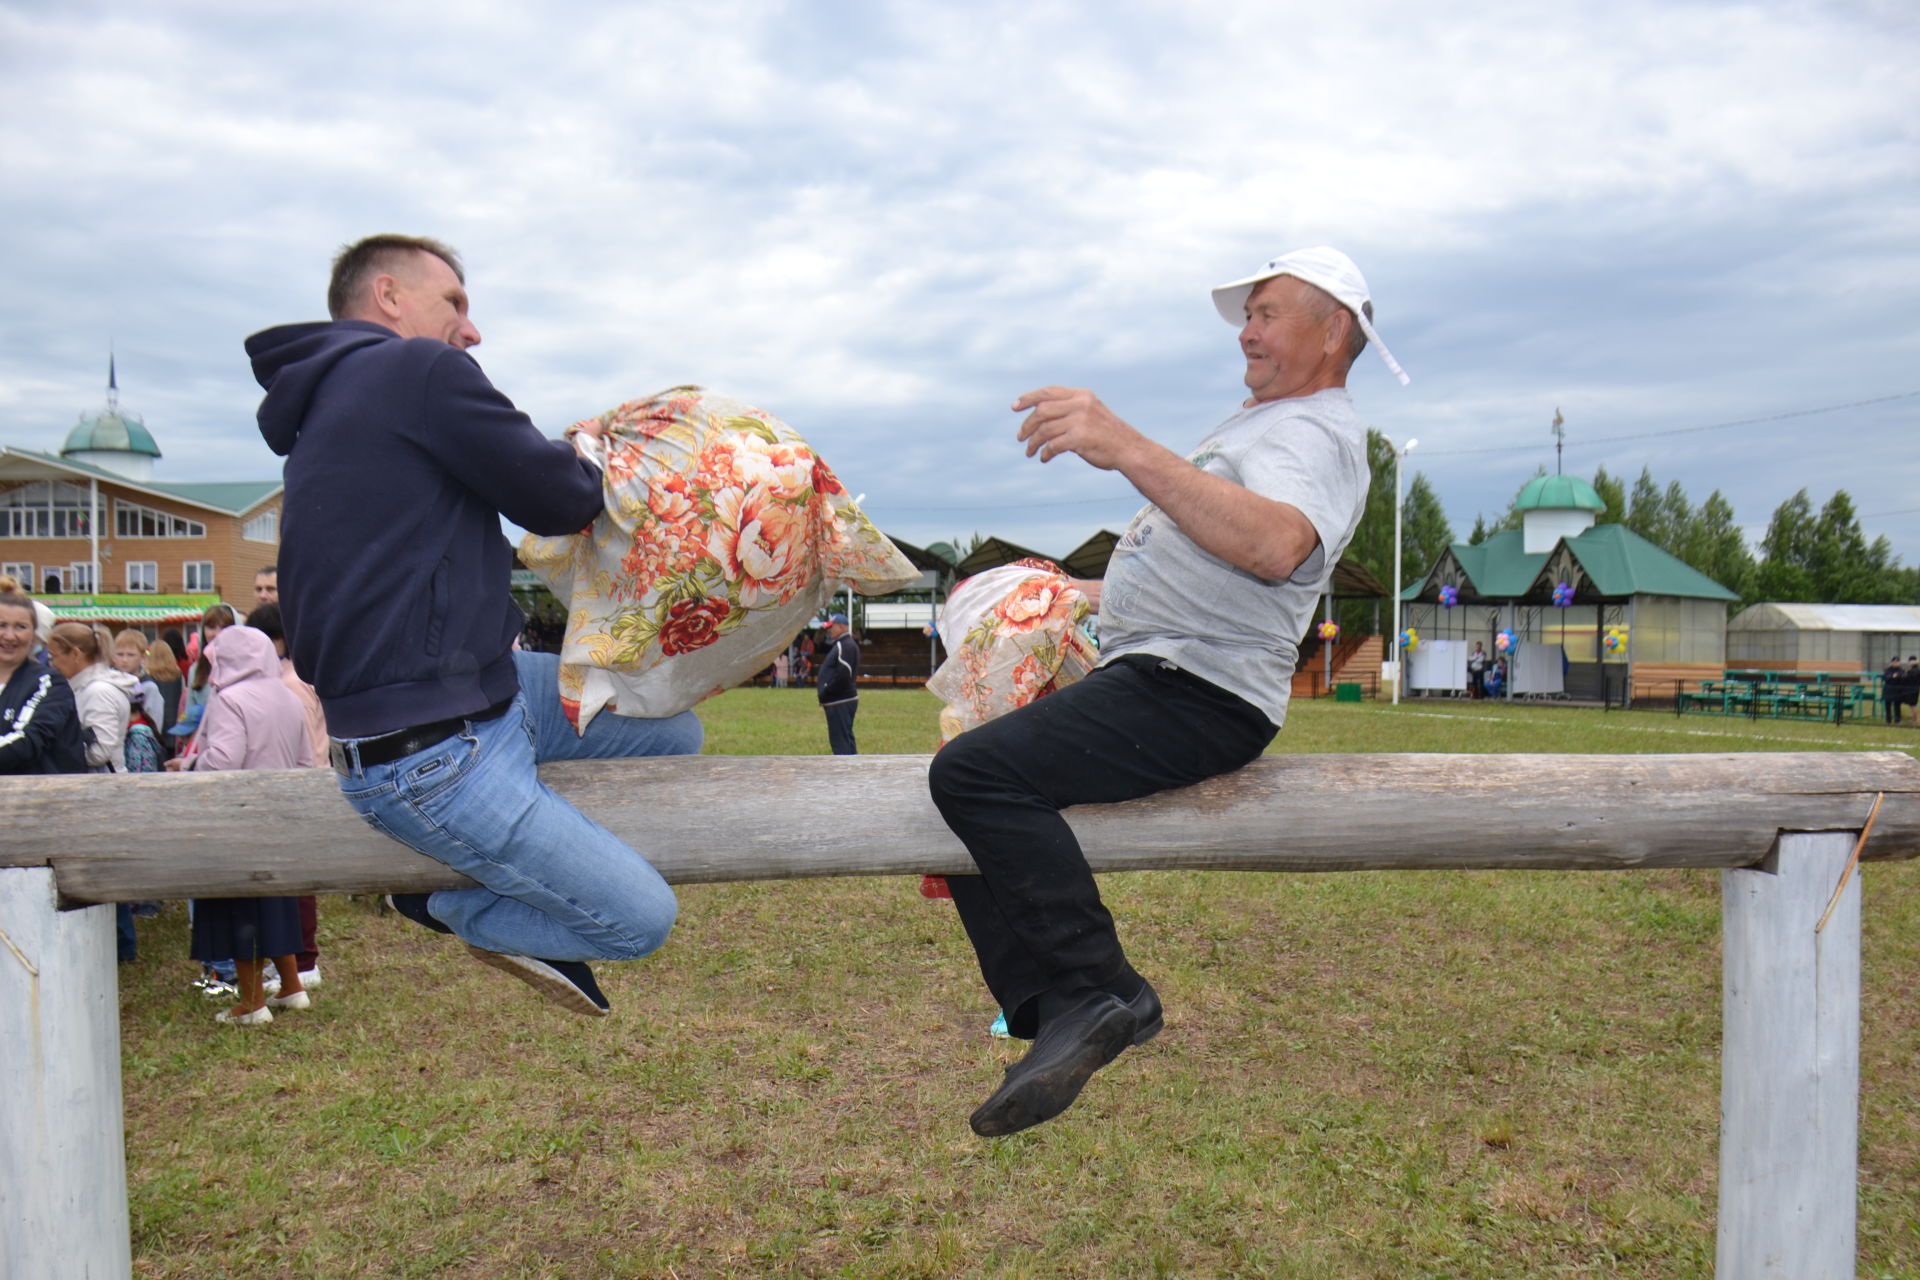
left=928, top=247, right=1403, bottom=1136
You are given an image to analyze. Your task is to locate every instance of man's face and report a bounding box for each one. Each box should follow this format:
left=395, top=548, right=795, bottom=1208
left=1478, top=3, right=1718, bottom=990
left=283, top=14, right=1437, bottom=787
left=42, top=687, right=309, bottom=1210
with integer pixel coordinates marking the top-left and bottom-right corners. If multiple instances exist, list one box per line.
left=386, top=252, right=482, bottom=349
left=1238, top=276, right=1344, bottom=403
left=254, top=571, right=278, bottom=605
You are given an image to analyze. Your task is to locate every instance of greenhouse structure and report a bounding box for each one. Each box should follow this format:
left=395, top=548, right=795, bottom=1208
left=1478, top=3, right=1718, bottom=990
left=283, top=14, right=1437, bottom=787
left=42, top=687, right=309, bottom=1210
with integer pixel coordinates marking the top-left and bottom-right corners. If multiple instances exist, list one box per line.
left=1726, top=603, right=1920, bottom=672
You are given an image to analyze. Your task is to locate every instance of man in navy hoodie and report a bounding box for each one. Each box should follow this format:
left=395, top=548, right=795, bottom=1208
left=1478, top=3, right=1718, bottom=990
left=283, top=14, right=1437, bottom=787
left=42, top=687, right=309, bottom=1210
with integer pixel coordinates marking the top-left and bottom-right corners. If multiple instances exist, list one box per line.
left=246, top=234, right=702, bottom=1016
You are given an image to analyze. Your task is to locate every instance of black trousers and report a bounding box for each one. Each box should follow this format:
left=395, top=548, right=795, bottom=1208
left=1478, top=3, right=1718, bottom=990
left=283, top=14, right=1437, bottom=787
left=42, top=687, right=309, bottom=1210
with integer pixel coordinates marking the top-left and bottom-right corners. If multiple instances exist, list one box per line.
left=823, top=699, right=858, bottom=754
left=927, top=655, right=1275, bottom=1036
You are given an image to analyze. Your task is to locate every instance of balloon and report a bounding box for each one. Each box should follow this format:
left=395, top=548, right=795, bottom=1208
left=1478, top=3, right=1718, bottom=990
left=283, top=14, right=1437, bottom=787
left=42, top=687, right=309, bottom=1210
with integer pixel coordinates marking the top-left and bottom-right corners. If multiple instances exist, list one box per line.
left=1318, top=621, right=1340, bottom=640
left=1551, top=581, right=1574, bottom=608
left=1438, top=585, right=1458, bottom=608
left=1495, top=629, right=1516, bottom=653
left=1399, top=628, right=1419, bottom=651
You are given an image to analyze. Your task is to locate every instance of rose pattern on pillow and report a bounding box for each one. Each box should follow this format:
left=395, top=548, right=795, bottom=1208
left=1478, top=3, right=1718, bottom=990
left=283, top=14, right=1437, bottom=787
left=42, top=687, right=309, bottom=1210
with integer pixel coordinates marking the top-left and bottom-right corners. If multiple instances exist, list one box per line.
left=521, top=386, right=918, bottom=729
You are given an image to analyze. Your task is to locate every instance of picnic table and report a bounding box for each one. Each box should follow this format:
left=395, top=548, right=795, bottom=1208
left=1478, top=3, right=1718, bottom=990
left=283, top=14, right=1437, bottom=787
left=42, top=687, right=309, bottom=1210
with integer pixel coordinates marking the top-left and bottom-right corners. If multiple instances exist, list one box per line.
left=1677, top=671, right=1880, bottom=723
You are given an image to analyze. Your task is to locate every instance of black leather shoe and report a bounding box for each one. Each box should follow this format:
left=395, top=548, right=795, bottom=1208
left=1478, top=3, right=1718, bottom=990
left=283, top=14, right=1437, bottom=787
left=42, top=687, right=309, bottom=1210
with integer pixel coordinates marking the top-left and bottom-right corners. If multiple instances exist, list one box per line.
left=386, top=893, right=454, bottom=935
left=1124, top=979, right=1163, bottom=1046
left=970, top=991, right=1138, bottom=1137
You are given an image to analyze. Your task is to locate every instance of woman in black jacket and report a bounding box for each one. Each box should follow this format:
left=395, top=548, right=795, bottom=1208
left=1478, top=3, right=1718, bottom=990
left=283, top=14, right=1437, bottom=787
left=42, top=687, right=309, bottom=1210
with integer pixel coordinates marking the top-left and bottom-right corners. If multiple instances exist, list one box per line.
left=0, top=591, right=86, bottom=775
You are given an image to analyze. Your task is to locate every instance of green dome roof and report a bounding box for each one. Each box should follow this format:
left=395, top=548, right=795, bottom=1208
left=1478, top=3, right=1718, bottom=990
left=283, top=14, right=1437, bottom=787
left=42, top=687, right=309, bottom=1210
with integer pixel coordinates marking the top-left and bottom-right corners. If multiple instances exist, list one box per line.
left=1512, top=473, right=1604, bottom=514
left=63, top=409, right=161, bottom=459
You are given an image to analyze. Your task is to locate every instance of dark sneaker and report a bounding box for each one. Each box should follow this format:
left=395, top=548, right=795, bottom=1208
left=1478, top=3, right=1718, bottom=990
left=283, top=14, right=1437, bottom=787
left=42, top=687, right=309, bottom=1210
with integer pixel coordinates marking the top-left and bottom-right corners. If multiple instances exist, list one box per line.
left=969, top=991, right=1138, bottom=1137
left=464, top=945, right=611, bottom=1017
left=386, top=893, right=454, bottom=935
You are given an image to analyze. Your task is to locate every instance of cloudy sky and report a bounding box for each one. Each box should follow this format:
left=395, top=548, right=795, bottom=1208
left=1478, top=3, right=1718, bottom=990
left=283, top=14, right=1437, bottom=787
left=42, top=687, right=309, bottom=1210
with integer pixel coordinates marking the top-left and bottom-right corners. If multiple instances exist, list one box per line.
left=4, top=0, right=1916, bottom=571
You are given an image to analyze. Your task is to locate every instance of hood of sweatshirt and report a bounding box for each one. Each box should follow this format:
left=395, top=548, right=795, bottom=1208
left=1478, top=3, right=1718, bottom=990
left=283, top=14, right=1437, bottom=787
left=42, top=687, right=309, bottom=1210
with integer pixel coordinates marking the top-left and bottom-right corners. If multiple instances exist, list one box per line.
left=207, top=626, right=284, bottom=691
left=245, top=320, right=396, bottom=457
left=69, top=662, right=140, bottom=698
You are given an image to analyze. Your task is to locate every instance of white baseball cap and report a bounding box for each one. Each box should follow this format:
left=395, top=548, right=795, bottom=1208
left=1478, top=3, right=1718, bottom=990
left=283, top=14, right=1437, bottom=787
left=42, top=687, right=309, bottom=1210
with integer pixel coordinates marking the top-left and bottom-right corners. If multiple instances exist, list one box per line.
left=1210, top=246, right=1409, bottom=386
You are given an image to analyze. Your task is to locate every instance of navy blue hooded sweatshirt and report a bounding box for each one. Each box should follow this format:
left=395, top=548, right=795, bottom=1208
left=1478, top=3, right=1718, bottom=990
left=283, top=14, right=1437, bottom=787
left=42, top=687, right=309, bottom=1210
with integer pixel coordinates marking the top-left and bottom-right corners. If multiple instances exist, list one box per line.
left=246, top=320, right=601, bottom=738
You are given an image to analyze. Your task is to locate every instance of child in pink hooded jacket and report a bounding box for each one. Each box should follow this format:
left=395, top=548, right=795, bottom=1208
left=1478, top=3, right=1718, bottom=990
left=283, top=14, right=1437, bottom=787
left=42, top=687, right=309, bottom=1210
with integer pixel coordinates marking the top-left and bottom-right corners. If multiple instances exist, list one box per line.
left=171, top=625, right=316, bottom=1026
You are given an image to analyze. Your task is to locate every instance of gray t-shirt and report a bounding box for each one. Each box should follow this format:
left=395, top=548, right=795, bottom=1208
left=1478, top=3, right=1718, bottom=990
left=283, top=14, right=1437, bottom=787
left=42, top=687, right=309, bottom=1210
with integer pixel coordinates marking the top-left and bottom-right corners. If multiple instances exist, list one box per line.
left=1097, top=387, right=1371, bottom=727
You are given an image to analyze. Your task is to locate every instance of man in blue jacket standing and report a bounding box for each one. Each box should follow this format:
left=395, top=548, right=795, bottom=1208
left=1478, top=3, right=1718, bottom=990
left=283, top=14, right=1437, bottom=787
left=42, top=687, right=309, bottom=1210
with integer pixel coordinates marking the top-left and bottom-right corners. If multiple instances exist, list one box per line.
left=816, top=613, right=860, bottom=754
left=246, top=234, right=701, bottom=1017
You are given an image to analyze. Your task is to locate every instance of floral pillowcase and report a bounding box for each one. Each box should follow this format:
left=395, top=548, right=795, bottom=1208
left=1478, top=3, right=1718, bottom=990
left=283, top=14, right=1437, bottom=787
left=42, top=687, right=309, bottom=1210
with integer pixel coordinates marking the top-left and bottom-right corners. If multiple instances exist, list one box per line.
left=926, top=559, right=1098, bottom=743
left=519, top=386, right=919, bottom=730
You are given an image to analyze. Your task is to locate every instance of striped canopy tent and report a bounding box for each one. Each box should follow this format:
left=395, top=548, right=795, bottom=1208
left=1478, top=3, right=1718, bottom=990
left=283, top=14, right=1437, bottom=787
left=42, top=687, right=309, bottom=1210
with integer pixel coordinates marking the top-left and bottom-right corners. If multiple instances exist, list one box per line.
left=42, top=593, right=223, bottom=626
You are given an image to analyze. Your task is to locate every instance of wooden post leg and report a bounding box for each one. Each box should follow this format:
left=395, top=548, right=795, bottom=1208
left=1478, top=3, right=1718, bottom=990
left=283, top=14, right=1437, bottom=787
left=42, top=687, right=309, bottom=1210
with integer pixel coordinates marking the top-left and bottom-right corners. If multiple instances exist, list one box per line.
left=1718, top=832, right=1859, bottom=1279
left=0, top=867, right=131, bottom=1279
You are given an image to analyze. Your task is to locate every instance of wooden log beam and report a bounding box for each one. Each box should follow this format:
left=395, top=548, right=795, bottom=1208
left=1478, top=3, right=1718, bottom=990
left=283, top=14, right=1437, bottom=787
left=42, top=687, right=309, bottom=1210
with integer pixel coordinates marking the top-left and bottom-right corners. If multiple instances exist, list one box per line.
left=4, top=751, right=1917, bottom=906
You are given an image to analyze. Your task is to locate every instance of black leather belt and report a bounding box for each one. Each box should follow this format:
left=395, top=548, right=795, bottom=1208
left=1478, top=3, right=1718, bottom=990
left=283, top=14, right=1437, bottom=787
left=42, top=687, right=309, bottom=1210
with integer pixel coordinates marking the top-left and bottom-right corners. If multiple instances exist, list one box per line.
left=329, top=697, right=514, bottom=773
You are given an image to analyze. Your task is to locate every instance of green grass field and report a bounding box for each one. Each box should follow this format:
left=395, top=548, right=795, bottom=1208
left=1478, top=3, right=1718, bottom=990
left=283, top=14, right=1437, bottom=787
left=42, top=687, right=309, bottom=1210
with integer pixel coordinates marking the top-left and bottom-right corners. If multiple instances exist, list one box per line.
left=120, top=692, right=1920, bottom=1278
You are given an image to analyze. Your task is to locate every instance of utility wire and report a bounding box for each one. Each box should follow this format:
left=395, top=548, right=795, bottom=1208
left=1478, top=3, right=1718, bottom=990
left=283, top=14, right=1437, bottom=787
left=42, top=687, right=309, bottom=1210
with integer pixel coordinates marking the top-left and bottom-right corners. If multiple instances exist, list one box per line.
left=873, top=389, right=1920, bottom=513
left=1419, top=390, right=1920, bottom=457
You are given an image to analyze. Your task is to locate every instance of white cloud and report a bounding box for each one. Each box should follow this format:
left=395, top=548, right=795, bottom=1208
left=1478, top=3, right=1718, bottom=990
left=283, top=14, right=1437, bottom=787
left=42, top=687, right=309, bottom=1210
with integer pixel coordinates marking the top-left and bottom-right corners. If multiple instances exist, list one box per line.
left=1, top=0, right=1916, bottom=565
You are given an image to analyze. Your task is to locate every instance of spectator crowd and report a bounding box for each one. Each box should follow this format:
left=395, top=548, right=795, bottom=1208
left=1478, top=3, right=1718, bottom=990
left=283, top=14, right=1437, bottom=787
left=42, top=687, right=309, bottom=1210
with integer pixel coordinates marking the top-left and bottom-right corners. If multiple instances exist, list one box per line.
left=0, top=567, right=329, bottom=1025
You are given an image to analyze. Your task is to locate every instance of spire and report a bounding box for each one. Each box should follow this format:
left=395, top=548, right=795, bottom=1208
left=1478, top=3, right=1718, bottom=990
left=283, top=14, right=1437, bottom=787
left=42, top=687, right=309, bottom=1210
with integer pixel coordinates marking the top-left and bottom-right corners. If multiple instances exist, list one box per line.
left=1551, top=407, right=1565, bottom=474
left=107, top=351, right=118, bottom=411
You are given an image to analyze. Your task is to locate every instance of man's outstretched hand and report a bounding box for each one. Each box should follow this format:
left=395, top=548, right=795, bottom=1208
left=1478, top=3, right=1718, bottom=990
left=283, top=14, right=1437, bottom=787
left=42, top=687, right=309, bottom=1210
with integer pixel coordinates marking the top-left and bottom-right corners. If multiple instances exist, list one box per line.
left=1013, top=387, right=1146, bottom=472
left=1012, top=384, right=1319, bottom=583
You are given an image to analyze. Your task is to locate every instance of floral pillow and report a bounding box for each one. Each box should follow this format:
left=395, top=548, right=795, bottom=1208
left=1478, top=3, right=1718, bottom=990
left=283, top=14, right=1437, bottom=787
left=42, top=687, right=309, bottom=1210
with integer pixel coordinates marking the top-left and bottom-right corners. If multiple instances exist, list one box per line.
left=926, top=559, right=1098, bottom=742
left=520, top=386, right=919, bottom=729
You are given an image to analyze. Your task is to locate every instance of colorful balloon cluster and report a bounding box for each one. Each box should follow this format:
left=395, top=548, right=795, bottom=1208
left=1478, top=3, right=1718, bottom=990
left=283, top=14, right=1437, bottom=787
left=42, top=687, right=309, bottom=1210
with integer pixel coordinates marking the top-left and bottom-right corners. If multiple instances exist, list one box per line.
left=1399, top=628, right=1419, bottom=651
left=1318, top=620, right=1340, bottom=640
left=1495, top=629, right=1516, bottom=653
left=1603, top=628, right=1626, bottom=653
left=1551, top=581, right=1575, bottom=608
left=1437, top=584, right=1458, bottom=609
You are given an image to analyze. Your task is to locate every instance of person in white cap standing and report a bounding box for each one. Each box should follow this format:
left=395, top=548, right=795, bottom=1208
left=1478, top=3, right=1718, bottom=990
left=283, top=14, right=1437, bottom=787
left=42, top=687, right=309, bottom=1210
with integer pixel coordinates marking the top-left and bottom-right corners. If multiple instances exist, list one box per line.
left=928, top=246, right=1404, bottom=1137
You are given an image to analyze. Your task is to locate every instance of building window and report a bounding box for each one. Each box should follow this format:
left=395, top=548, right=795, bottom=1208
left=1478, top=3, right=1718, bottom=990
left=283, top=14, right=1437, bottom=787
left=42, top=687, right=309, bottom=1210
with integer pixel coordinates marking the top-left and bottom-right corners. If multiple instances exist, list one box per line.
left=183, top=561, right=215, bottom=593
left=126, top=561, right=157, bottom=593
left=1, top=561, right=31, bottom=586
left=241, top=510, right=278, bottom=543
left=115, top=499, right=206, bottom=539
left=64, top=563, right=95, bottom=592
left=1, top=481, right=94, bottom=538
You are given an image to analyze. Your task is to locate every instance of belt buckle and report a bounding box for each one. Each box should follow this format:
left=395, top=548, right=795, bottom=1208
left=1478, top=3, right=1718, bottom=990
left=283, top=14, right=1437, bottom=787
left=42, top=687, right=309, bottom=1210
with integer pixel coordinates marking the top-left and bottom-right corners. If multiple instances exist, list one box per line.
left=327, top=739, right=353, bottom=774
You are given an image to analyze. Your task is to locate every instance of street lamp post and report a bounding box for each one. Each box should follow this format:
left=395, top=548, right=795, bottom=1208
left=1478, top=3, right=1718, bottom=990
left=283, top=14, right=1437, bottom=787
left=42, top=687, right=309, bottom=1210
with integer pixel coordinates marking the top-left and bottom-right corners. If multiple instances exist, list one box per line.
left=1390, top=437, right=1419, bottom=706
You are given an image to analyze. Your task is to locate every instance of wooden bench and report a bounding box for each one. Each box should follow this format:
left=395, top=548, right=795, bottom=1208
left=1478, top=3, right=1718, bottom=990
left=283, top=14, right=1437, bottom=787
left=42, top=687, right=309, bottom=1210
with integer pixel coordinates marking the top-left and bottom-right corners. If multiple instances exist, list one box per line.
left=5, top=752, right=1917, bottom=1278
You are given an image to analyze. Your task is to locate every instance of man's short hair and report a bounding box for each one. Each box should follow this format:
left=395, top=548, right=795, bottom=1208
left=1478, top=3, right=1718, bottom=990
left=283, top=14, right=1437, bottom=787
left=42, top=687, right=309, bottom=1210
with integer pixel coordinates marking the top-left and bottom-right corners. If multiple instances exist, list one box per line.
left=256, top=564, right=277, bottom=577
left=1297, top=282, right=1371, bottom=366
left=327, top=235, right=465, bottom=320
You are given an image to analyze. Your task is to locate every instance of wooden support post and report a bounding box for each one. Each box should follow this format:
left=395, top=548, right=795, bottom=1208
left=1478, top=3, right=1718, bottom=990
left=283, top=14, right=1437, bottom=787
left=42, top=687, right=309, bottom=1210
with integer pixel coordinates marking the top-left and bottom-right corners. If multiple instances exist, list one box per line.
left=1718, top=831, right=1859, bottom=1279
left=1, top=867, right=131, bottom=1279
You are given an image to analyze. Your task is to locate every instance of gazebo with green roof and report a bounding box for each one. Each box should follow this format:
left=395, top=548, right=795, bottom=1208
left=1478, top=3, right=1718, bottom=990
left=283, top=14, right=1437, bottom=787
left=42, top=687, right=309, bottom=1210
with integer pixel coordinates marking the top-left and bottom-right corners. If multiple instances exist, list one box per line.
left=1400, top=474, right=1738, bottom=702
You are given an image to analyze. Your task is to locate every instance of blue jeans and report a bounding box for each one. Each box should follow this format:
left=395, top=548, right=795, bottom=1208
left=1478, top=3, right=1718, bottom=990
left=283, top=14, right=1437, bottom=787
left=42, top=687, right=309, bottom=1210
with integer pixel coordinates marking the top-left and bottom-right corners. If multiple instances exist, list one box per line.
left=333, top=650, right=702, bottom=962
left=116, top=903, right=137, bottom=962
